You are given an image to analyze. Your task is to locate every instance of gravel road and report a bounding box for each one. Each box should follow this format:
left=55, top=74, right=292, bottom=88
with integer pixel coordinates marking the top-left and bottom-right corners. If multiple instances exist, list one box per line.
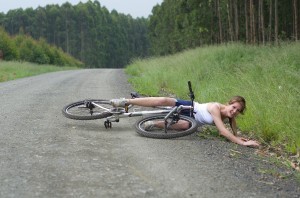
left=0, top=69, right=299, bottom=198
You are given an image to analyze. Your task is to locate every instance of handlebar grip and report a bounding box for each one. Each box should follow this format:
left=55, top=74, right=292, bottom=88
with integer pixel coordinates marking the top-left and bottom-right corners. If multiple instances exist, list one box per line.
left=188, top=81, right=193, bottom=93
left=188, top=81, right=195, bottom=101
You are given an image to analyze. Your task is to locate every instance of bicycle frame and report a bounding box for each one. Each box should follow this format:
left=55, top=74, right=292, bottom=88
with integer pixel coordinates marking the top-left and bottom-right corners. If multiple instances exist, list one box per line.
left=92, top=101, right=193, bottom=124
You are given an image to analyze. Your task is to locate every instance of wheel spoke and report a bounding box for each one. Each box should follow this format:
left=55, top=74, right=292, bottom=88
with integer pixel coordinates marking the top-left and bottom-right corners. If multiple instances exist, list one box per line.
left=135, top=115, right=198, bottom=139
left=62, top=100, right=113, bottom=120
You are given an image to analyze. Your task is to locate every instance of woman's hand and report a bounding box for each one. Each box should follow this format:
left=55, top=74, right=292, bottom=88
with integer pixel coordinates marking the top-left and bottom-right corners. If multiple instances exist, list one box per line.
left=239, top=137, right=260, bottom=147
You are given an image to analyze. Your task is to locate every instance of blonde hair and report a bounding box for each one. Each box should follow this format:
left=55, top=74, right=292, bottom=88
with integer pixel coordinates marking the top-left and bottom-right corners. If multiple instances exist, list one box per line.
left=228, top=96, right=246, bottom=114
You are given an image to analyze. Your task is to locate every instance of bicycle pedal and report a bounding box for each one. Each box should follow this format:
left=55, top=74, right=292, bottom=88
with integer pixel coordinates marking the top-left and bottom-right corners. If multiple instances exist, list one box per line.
left=130, top=92, right=140, bottom=98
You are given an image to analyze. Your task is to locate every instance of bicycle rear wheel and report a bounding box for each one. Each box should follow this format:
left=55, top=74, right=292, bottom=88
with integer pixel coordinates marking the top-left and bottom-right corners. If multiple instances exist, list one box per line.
left=62, top=99, right=113, bottom=120
left=135, top=115, right=198, bottom=139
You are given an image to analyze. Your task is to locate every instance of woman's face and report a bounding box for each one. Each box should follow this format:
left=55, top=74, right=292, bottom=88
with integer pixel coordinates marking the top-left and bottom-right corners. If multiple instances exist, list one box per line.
left=226, top=102, right=242, bottom=118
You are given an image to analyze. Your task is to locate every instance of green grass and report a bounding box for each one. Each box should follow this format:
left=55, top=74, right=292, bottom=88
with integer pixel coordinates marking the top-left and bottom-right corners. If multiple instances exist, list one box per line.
left=0, top=61, right=79, bottom=82
left=126, top=42, right=300, bottom=154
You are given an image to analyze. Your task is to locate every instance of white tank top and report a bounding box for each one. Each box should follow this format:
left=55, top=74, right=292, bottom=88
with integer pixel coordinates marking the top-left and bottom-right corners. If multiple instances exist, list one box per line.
left=193, top=102, right=219, bottom=125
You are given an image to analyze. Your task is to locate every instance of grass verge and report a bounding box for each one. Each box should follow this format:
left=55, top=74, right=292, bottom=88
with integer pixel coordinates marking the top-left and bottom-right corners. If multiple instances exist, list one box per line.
left=0, top=61, right=79, bottom=82
left=126, top=42, right=299, bottom=158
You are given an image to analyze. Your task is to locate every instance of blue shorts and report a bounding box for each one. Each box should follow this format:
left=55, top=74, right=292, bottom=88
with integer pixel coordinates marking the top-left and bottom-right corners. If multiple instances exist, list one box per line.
left=175, top=99, right=193, bottom=117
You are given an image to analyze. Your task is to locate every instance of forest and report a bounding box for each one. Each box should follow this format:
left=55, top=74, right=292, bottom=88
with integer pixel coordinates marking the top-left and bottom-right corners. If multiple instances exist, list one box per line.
left=0, top=0, right=299, bottom=67
left=0, top=1, right=149, bottom=68
left=149, top=0, right=299, bottom=55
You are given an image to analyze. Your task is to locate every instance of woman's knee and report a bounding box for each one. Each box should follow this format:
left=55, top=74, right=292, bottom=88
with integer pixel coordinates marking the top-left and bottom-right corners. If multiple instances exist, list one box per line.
left=179, top=120, right=190, bottom=130
left=157, top=97, right=176, bottom=106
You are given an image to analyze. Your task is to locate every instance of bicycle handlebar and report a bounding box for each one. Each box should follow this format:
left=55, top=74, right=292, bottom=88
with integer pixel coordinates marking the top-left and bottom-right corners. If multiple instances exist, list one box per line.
left=188, top=81, right=195, bottom=118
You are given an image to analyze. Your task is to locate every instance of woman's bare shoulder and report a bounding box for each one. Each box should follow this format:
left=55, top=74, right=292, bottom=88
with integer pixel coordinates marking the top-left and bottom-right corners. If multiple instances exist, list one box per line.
left=207, top=102, right=222, bottom=109
left=206, top=102, right=222, bottom=114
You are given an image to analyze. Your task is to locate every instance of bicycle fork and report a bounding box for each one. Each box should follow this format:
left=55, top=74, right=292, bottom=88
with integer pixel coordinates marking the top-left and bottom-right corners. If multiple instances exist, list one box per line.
left=163, top=105, right=194, bottom=133
left=163, top=106, right=181, bottom=133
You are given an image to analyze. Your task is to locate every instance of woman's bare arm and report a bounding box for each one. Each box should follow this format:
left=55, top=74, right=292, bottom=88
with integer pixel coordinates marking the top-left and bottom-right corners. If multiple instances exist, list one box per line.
left=209, top=104, right=260, bottom=147
left=229, top=118, right=237, bottom=136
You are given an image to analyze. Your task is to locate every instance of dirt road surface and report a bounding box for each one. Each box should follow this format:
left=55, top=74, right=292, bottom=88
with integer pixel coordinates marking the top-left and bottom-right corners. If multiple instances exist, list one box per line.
left=0, top=69, right=299, bottom=197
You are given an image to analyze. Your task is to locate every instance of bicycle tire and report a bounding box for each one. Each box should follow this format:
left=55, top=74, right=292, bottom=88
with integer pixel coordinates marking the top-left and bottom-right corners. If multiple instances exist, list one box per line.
left=135, top=115, right=198, bottom=139
left=62, top=99, right=113, bottom=120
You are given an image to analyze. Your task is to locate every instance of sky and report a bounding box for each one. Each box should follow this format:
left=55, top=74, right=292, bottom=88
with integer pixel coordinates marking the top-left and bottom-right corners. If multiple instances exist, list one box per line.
left=0, top=0, right=163, bottom=18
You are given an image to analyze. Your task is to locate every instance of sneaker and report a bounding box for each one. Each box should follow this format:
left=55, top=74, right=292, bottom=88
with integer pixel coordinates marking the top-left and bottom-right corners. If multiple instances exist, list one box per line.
left=144, top=121, right=155, bottom=131
left=110, top=98, right=128, bottom=107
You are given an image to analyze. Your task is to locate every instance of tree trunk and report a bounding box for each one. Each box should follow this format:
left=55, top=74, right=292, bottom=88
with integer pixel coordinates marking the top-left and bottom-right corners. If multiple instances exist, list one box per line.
left=80, top=23, right=84, bottom=62
left=275, top=0, right=278, bottom=44
left=268, top=0, right=273, bottom=42
left=294, top=0, right=298, bottom=41
left=227, top=0, right=234, bottom=41
left=260, top=0, right=265, bottom=44
left=65, top=19, right=69, bottom=54
left=210, top=21, right=214, bottom=44
left=217, top=0, right=223, bottom=43
left=245, top=0, right=249, bottom=43
left=258, top=0, right=262, bottom=43
left=249, top=0, right=253, bottom=43
left=250, top=0, right=256, bottom=43
left=234, top=0, right=239, bottom=40
left=210, top=3, right=215, bottom=44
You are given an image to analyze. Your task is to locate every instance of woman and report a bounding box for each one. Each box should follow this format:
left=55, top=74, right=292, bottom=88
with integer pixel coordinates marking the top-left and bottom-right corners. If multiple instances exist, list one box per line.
left=111, top=96, right=260, bottom=147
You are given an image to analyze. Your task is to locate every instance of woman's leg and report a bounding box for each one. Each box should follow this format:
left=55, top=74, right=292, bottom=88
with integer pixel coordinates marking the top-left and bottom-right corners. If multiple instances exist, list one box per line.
left=155, top=119, right=190, bottom=130
left=127, top=97, right=176, bottom=107
left=146, top=119, right=190, bottom=131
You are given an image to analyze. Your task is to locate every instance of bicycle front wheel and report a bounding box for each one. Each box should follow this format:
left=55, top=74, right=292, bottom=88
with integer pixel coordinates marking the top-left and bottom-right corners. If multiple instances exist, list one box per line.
left=135, top=115, right=198, bottom=139
left=62, top=99, right=113, bottom=120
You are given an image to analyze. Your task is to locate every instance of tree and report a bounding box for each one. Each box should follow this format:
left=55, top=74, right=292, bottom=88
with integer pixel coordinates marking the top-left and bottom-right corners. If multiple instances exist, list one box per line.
left=0, top=27, right=18, bottom=60
left=275, top=0, right=278, bottom=44
left=217, top=0, right=223, bottom=43
left=293, top=0, right=298, bottom=40
left=233, top=0, right=239, bottom=40
left=268, top=0, right=273, bottom=42
left=245, top=0, right=249, bottom=43
left=259, top=0, right=265, bottom=44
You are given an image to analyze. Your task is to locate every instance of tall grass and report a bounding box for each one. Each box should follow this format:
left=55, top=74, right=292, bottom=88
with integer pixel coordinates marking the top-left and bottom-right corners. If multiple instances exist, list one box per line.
left=126, top=43, right=300, bottom=154
left=0, top=61, right=79, bottom=82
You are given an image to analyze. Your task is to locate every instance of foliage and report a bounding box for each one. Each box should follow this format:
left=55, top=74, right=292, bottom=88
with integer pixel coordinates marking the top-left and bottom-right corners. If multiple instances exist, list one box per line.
left=126, top=43, right=300, bottom=154
left=0, top=27, right=18, bottom=60
left=0, top=29, right=83, bottom=67
left=1, top=0, right=299, bottom=67
left=0, top=1, right=150, bottom=68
